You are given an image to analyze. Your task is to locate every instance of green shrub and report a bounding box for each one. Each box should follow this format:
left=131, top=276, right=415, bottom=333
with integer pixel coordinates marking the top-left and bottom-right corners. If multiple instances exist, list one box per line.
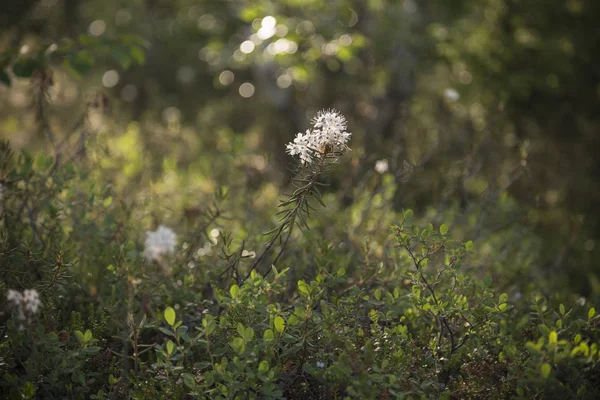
left=1, top=105, right=600, bottom=400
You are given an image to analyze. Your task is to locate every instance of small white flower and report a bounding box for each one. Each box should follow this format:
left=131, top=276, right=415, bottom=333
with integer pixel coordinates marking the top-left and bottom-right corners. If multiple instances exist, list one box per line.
left=444, top=88, right=460, bottom=101
left=316, top=361, right=325, bottom=368
left=6, top=289, right=40, bottom=321
left=286, top=130, right=314, bottom=165
left=375, top=159, right=389, bottom=174
left=144, top=225, right=177, bottom=263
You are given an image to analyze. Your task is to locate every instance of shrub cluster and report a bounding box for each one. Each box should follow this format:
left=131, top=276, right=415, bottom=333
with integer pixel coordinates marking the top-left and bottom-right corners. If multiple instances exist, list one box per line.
left=1, top=107, right=599, bottom=400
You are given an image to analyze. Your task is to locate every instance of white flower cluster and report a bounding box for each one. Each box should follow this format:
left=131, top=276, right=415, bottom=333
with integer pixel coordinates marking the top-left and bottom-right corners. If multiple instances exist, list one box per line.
left=143, top=225, right=177, bottom=263
left=7, top=289, right=41, bottom=321
left=286, top=109, right=352, bottom=165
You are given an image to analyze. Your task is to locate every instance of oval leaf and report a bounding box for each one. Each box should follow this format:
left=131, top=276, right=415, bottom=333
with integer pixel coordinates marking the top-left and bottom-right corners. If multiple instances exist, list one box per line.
left=166, top=340, right=175, bottom=355
left=541, top=363, right=551, bottom=378
left=164, top=307, right=176, bottom=327
left=274, top=316, right=285, bottom=333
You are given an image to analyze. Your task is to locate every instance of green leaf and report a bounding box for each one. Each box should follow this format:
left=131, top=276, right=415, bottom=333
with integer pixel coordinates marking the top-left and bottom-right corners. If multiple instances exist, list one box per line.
left=499, top=293, right=508, bottom=303
left=164, top=307, right=176, bottom=327
left=182, top=373, right=196, bottom=389
left=204, top=320, right=216, bottom=336
left=337, top=268, right=345, bottom=276
left=404, top=209, right=413, bottom=219
left=588, top=307, right=596, bottom=321
left=103, top=196, right=113, bottom=207
left=549, top=331, right=558, bottom=345
left=230, top=284, right=240, bottom=299
left=244, top=327, right=254, bottom=343
left=274, top=316, right=285, bottom=333
left=109, top=374, right=120, bottom=385
left=439, top=224, right=448, bottom=235
left=74, top=330, right=85, bottom=344
left=166, top=340, right=175, bottom=355
left=374, top=289, right=382, bottom=301
left=237, top=323, right=245, bottom=337
left=158, top=327, right=175, bottom=337
left=258, top=360, right=269, bottom=373
left=559, top=304, right=565, bottom=316
left=540, top=363, right=551, bottom=378
left=297, top=280, right=309, bottom=296
left=465, top=241, right=474, bottom=251
left=84, top=329, right=92, bottom=342
left=83, top=346, right=101, bottom=354
left=231, top=337, right=245, bottom=354
left=263, top=329, right=274, bottom=341
left=0, top=70, right=10, bottom=87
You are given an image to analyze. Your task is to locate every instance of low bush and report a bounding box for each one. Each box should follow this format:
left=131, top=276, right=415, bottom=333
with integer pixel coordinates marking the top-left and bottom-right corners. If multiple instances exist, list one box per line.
left=1, top=109, right=599, bottom=400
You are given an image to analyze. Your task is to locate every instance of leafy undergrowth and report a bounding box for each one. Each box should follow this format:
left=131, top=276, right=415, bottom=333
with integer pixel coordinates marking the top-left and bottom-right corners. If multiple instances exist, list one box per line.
left=1, top=118, right=599, bottom=400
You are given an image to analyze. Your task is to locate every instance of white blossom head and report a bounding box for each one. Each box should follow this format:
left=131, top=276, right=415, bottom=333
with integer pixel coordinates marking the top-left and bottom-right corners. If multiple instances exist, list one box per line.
left=286, top=109, right=351, bottom=165
left=375, top=159, right=389, bottom=174
left=316, top=361, right=325, bottom=368
left=6, top=288, right=40, bottom=322
left=143, top=225, right=177, bottom=263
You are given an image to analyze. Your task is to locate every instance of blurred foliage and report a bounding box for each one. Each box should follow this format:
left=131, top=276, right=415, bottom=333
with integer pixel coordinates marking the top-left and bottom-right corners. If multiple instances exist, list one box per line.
left=1, top=0, right=600, bottom=398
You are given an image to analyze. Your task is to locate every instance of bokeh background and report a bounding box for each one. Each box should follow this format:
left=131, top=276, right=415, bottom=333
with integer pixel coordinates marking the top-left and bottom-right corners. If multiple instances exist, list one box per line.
left=1, top=0, right=600, bottom=298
